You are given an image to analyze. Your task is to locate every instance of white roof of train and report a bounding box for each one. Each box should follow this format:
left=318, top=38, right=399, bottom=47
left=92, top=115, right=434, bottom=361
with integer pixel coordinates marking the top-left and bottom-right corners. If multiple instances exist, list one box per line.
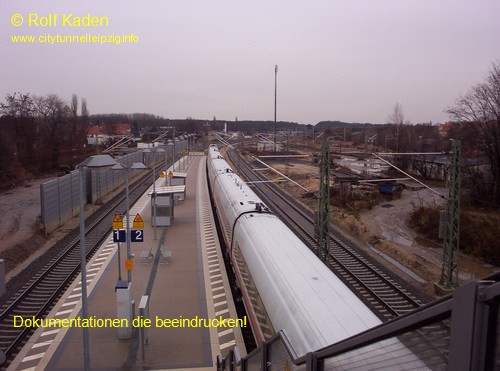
left=208, top=146, right=381, bottom=352
left=207, top=146, right=427, bottom=368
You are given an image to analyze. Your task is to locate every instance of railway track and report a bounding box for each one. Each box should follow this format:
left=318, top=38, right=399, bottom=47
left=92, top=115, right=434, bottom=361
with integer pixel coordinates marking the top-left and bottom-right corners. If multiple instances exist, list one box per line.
left=0, top=162, right=164, bottom=368
left=226, top=149, right=451, bottom=367
left=227, top=149, right=424, bottom=320
left=223, top=150, right=450, bottom=370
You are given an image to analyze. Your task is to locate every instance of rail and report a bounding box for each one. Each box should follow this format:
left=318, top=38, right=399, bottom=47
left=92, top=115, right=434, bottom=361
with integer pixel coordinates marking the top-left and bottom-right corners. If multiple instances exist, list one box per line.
left=226, top=148, right=426, bottom=320
left=0, top=158, right=169, bottom=367
left=217, top=276, right=500, bottom=370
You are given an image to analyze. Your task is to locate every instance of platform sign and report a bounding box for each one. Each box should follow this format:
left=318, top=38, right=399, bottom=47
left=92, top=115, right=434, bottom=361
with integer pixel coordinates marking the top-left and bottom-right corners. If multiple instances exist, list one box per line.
left=112, top=213, right=124, bottom=230
left=131, top=229, right=144, bottom=242
left=133, top=214, right=144, bottom=229
left=168, top=171, right=174, bottom=179
left=113, top=229, right=126, bottom=243
left=125, top=259, right=133, bottom=271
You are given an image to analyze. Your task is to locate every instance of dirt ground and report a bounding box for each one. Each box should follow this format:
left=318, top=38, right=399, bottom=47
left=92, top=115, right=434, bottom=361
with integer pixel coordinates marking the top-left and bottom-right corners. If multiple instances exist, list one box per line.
left=0, top=172, right=144, bottom=282
left=246, top=156, right=499, bottom=298
left=2, top=153, right=498, bottom=297
left=0, top=177, right=52, bottom=251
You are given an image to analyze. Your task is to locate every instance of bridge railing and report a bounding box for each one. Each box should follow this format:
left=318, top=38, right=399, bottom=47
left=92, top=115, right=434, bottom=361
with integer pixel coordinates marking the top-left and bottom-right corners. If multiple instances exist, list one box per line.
left=217, top=277, right=500, bottom=370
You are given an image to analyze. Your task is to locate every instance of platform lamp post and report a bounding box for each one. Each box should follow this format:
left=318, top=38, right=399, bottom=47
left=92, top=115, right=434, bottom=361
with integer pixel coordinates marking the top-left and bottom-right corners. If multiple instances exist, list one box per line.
left=167, top=139, right=173, bottom=164
left=78, top=154, right=117, bottom=370
left=111, top=162, right=147, bottom=283
left=185, top=135, right=189, bottom=170
left=142, top=147, right=164, bottom=240
left=177, top=136, right=182, bottom=172
left=167, top=140, right=174, bottom=182
left=179, top=135, right=186, bottom=171
left=170, top=139, right=176, bottom=172
left=163, top=142, right=169, bottom=176
left=186, top=135, right=190, bottom=170
left=188, top=133, right=193, bottom=151
left=174, top=139, right=179, bottom=172
left=183, top=135, right=188, bottom=170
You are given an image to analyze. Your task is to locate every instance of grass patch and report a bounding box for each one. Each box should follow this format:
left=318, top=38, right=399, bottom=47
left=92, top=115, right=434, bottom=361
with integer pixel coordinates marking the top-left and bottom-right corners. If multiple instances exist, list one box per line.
left=332, top=188, right=402, bottom=218
left=409, top=206, right=500, bottom=266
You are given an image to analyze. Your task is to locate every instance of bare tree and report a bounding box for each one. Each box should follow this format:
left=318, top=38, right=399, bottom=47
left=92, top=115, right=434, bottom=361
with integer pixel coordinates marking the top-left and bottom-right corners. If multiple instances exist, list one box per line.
left=0, top=93, right=36, bottom=182
left=33, top=94, right=71, bottom=170
left=387, top=103, right=413, bottom=169
left=387, top=103, right=405, bottom=150
left=68, top=94, right=79, bottom=150
left=388, top=103, right=404, bottom=125
left=71, top=94, right=78, bottom=118
left=0, top=93, right=35, bottom=158
left=1, top=92, right=91, bottom=177
left=447, top=62, right=500, bottom=205
left=81, top=98, right=89, bottom=117
left=79, top=97, right=90, bottom=150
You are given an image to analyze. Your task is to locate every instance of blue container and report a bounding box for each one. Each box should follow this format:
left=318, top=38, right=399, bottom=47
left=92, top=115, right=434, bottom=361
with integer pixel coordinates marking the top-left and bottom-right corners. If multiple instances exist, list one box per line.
left=378, top=184, right=397, bottom=194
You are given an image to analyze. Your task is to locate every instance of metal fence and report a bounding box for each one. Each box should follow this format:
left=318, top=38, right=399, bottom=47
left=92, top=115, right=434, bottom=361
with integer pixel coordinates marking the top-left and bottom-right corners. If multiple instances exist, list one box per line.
left=40, top=141, right=190, bottom=234
left=217, top=276, right=500, bottom=371
left=40, top=168, right=84, bottom=234
left=40, top=150, right=142, bottom=234
left=89, top=151, right=143, bottom=204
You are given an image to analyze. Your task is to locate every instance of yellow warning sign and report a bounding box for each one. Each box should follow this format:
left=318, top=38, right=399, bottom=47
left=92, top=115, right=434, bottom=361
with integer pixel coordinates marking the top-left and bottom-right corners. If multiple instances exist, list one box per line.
left=133, top=214, right=144, bottom=229
left=168, top=171, right=174, bottom=179
left=180, top=150, right=189, bottom=155
left=112, top=213, right=123, bottom=230
left=160, top=171, right=165, bottom=178
left=125, top=259, right=134, bottom=271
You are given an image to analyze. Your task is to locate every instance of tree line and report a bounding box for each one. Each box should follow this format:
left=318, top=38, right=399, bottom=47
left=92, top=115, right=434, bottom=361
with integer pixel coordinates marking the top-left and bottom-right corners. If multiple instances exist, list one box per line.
left=0, top=93, right=90, bottom=187
left=1, top=62, right=497, bottom=204
left=322, top=62, right=499, bottom=207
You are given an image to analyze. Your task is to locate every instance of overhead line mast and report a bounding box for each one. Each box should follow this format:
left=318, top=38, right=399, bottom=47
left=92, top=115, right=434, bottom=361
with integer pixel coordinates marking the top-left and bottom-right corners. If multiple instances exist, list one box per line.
left=437, top=140, right=461, bottom=292
left=317, top=140, right=331, bottom=262
left=274, top=64, right=278, bottom=152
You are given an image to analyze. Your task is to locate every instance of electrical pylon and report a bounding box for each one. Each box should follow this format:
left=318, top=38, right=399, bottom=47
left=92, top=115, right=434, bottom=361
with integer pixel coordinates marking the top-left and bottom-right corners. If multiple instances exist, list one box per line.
left=438, top=140, right=461, bottom=291
left=317, top=140, right=331, bottom=263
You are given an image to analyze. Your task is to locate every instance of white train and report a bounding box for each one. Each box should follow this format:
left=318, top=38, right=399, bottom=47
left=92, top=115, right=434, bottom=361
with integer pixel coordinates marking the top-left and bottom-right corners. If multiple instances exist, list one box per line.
left=207, top=145, right=428, bottom=368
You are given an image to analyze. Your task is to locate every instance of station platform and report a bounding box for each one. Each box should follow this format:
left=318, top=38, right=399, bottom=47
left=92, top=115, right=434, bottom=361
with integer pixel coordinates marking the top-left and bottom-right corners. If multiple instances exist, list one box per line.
left=9, top=155, right=245, bottom=370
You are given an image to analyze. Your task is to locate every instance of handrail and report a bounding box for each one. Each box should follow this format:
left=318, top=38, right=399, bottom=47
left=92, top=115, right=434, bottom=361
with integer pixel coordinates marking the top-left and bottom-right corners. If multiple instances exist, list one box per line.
left=228, top=295, right=453, bottom=369
left=219, top=279, right=500, bottom=370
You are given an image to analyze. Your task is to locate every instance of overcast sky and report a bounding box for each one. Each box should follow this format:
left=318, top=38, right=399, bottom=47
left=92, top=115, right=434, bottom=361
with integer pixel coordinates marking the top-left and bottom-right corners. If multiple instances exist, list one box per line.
left=2, top=1, right=499, bottom=125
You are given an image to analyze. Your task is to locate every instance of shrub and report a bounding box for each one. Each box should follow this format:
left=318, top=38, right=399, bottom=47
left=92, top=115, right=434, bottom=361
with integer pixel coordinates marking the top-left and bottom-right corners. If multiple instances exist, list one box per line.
left=409, top=206, right=500, bottom=266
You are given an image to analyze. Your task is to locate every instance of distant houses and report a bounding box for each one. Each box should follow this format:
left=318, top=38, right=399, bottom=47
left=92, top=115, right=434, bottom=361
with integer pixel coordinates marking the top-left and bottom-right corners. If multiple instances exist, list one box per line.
left=87, top=123, right=131, bottom=145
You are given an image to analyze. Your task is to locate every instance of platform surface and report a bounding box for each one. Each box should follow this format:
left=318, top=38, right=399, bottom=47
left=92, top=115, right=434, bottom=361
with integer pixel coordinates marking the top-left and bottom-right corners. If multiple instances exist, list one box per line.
left=9, top=156, right=244, bottom=370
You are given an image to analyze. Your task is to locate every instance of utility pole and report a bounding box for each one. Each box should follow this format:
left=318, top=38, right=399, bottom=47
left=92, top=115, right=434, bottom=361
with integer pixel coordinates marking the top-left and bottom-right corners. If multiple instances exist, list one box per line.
left=172, top=128, right=176, bottom=171
left=437, top=140, right=461, bottom=293
left=316, top=140, right=331, bottom=263
left=274, top=64, right=278, bottom=152
left=364, top=127, right=367, bottom=154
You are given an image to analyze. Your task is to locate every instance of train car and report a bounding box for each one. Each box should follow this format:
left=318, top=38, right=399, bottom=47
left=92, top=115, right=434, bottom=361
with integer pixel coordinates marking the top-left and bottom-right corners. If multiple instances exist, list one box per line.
left=207, top=145, right=428, bottom=368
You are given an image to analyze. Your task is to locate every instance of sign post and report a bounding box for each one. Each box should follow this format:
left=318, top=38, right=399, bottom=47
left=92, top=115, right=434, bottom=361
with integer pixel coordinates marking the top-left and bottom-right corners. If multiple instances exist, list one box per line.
left=112, top=213, right=124, bottom=230
left=112, top=214, right=125, bottom=281
left=133, top=214, right=144, bottom=229
left=131, top=230, right=144, bottom=242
